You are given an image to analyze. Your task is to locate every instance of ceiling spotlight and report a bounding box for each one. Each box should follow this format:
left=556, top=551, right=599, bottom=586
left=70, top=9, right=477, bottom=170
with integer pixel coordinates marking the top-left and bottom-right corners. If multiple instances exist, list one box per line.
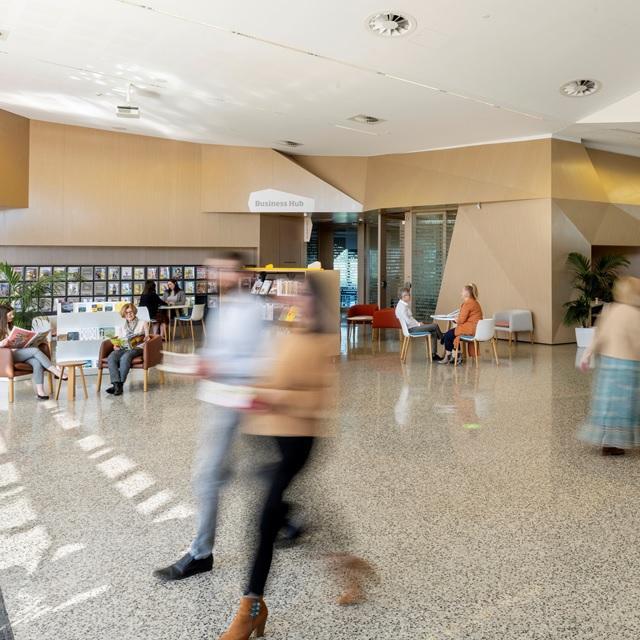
left=348, top=114, right=385, bottom=125
left=366, top=12, right=415, bottom=37
left=560, top=79, right=601, bottom=98
left=275, top=140, right=303, bottom=147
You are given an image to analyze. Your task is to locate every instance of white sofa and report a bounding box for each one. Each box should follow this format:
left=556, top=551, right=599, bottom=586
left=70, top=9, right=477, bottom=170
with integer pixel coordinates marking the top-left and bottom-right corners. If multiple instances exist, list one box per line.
left=493, top=309, right=534, bottom=344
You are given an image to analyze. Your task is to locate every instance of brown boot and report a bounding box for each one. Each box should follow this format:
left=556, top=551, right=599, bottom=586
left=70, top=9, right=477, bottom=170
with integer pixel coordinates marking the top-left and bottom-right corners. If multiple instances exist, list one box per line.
left=330, top=554, right=376, bottom=606
left=219, top=596, right=268, bottom=640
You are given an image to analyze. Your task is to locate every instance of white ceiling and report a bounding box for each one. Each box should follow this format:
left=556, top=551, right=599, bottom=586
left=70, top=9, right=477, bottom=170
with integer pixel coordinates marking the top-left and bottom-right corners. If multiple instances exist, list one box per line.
left=1, top=0, right=640, bottom=156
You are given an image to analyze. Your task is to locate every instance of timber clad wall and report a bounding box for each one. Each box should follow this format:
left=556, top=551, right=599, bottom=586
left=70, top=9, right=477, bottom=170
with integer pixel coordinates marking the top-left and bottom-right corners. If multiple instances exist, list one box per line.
left=2, top=108, right=640, bottom=344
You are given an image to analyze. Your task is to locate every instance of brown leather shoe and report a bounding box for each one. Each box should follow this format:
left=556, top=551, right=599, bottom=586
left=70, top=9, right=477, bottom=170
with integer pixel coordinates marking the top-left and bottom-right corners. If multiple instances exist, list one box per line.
left=602, top=446, right=625, bottom=456
left=219, top=596, right=268, bottom=640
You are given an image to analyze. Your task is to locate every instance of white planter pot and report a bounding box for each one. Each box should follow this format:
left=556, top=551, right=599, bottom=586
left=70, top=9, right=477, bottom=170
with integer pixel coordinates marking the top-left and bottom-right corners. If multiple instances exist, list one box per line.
left=575, top=327, right=595, bottom=349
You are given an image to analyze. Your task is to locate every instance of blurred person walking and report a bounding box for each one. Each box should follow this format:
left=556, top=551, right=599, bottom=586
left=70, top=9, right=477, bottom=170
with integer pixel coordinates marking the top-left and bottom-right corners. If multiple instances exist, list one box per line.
left=579, top=276, right=640, bottom=455
left=218, top=277, right=373, bottom=640
left=154, top=252, right=269, bottom=581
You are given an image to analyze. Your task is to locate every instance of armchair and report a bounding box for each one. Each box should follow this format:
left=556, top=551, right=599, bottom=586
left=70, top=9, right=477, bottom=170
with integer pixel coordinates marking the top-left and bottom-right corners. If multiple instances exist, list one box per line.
left=0, top=343, right=54, bottom=403
left=96, top=335, right=164, bottom=393
left=493, top=310, right=534, bottom=345
left=372, top=308, right=401, bottom=346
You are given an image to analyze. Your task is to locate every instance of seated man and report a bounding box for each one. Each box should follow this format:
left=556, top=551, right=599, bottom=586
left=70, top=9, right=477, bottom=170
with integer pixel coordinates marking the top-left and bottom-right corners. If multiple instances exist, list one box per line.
left=395, top=288, right=443, bottom=360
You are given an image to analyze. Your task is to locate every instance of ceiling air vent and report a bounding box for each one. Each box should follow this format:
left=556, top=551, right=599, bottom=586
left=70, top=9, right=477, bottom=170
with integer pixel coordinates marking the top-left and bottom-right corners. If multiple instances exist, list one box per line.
left=560, top=79, right=601, bottom=98
left=116, top=104, right=140, bottom=118
left=366, top=12, right=415, bottom=37
left=276, top=140, right=303, bottom=147
left=348, top=114, right=385, bottom=125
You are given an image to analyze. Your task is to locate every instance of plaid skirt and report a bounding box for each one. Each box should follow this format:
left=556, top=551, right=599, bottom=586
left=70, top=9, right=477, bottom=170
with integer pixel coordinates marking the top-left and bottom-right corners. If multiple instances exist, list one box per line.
left=578, top=355, right=640, bottom=448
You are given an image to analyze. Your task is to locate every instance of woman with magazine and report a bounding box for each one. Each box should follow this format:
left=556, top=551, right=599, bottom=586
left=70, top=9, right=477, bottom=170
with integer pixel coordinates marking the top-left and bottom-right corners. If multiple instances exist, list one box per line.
left=0, top=304, right=67, bottom=400
left=105, top=302, right=149, bottom=396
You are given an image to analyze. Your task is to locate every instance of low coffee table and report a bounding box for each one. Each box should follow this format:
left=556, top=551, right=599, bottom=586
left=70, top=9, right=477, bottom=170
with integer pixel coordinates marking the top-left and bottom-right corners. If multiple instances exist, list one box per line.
left=347, top=315, right=373, bottom=344
left=55, top=361, right=89, bottom=401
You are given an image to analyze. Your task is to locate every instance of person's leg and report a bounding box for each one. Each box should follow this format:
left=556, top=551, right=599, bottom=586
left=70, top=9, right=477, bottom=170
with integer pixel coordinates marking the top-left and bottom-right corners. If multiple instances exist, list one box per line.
left=107, top=350, right=123, bottom=384
left=439, top=329, right=456, bottom=363
left=118, top=347, right=142, bottom=385
left=12, top=348, right=48, bottom=396
left=247, top=436, right=314, bottom=597
left=154, top=407, right=240, bottom=581
left=189, top=407, right=241, bottom=559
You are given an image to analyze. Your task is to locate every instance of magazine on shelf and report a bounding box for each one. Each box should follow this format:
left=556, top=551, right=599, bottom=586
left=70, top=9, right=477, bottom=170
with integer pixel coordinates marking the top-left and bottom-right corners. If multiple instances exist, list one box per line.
left=259, top=280, right=272, bottom=295
left=2, top=327, right=50, bottom=349
left=251, top=279, right=263, bottom=295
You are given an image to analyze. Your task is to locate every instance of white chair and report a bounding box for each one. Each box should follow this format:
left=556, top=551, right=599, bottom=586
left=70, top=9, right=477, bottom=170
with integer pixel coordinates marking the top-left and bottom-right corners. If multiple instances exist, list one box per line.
left=454, top=318, right=499, bottom=367
left=493, top=309, right=533, bottom=345
left=397, top=315, right=435, bottom=364
left=173, top=304, right=206, bottom=342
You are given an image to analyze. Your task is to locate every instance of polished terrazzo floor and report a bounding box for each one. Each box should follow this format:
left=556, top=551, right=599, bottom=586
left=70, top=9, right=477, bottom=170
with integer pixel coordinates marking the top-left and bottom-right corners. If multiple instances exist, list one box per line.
left=1, top=332, right=639, bottom=640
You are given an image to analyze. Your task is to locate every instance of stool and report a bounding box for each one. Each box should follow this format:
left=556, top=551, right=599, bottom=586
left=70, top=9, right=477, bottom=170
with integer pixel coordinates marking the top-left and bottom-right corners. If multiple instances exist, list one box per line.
left=55, top=361, right=89, bottom=401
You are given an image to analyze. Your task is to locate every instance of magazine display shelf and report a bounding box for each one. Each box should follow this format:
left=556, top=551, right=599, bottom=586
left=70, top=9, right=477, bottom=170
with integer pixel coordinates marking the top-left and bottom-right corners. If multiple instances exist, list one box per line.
left=241, top=267, right=341, bottom=355
left=55, top=301, right=151, bottom=371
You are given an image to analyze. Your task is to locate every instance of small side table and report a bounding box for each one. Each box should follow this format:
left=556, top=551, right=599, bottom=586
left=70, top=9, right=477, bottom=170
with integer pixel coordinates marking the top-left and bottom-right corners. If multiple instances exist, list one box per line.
left=346, top=315, right=374, bottom=344
left=55, top=361, right=89, bottom=401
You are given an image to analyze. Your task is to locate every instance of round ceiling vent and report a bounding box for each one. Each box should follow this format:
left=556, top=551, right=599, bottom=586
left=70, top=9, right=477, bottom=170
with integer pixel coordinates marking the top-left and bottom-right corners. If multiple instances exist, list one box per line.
left=348, top=114, right=385, bottom=125
left=560, top=79, right=601, bottom=97
left=366, top=12, right=415, bottom=37
left=276, top=140, right=303, bottom=147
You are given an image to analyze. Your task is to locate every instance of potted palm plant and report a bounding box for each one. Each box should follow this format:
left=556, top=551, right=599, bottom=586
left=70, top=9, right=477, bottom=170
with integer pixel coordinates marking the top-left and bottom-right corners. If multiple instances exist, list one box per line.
left=563, top=252, right=630, bottom=347
left=0, top=262, right=63, bottom=329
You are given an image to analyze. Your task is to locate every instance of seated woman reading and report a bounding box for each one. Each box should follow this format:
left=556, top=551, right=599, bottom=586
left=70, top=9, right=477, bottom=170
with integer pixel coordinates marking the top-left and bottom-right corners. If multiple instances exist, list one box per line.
left=106, top=302, right=149, bottom=396
left=439, top=283, right=483, bottom=365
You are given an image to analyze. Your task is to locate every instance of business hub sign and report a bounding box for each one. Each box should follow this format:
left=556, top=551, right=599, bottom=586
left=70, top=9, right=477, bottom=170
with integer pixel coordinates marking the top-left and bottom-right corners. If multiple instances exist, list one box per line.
left=248, top=189, right=315, bottom=213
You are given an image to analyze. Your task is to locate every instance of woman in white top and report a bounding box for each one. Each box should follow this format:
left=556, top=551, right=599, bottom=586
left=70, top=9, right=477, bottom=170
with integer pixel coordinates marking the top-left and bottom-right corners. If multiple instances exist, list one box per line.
left=106, top=303, right=149, bottom=396
left=162, top=279, right=186, bottom=306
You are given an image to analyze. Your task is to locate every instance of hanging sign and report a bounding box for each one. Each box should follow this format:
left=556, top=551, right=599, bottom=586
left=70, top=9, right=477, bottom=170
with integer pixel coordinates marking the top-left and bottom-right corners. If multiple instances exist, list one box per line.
left=248, top=189, right=315, bottom=213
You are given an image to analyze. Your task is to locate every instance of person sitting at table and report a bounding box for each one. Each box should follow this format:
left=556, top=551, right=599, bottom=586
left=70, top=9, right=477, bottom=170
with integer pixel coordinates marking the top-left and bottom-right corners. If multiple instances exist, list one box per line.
left=162, top=278, right=186, bottom=306
left=395, top=288, right=443, bottom=360
left=0, top=303, right=67, bottom=400
left=106, top=303, right=149, bottom=396
left=439, top=283, right=483, bottom=365
left=140, top=280, right=168, bottom=339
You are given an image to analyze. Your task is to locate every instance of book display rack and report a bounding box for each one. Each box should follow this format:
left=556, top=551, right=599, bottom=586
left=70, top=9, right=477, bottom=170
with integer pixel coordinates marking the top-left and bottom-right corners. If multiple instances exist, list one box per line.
left=1, top=264, right=220, bottom=315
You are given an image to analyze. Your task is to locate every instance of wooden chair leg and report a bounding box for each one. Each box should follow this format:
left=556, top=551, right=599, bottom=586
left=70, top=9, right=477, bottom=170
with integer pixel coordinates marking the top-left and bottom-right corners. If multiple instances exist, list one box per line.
left=55, top=367, right=65, bottom=400
left=48, top=371, right=54, bottom=395
left=143, top=369, right=148, bottom=393
left=9, top=379, right=14, bottom=404
left=474, top=340, right=479, bottom=367
left=97, top=368, right=103, bottom=392
left=201, top=320, right=207, bottom=338
left=454, top=343, right=459, bottom=367
left=190, top=320, right=195, bottom=342
left=159, top=369, right=165, bottom=384
left=426, top=334, right=433, bottom=362
left=68, top=366, right=76, bottom=401
left=492, top=338, right=500, bottom=365
left=79, top=366, right=88, bottom=399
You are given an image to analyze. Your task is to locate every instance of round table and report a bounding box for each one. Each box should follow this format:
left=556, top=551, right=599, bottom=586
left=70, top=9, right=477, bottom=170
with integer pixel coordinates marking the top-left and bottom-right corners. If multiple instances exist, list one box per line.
left=54, top=360, right=89, bottom=401
left=159, top=305, right=191, bottom=340
left=346, top=315, right=374, bottom=344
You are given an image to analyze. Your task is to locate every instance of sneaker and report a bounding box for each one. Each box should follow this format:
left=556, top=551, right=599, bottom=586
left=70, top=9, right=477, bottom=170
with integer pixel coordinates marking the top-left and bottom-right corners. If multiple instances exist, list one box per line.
left=153, top=552, right=213, bottom=581
left=106, top=386, right=116, bottom=394
left=432, top=354, right=444, bottom=362
left=438, top=357, right=451, bottom=365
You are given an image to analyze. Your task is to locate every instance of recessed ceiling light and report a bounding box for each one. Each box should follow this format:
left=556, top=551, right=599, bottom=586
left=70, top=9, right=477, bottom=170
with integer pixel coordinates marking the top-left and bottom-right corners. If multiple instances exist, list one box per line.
left=348, top=114, right=385, bottom=125
left=560, top=79, right=601, bottom=97
left=0, top=29, right=9, bottom=41
left=366, top=12, right=416, bottom=37
left=275, top=140, right=303, bottom=147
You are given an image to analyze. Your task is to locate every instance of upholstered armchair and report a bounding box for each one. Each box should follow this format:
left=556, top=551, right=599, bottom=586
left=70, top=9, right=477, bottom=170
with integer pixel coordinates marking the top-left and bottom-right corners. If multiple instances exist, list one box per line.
left=0, top=343, right=53, bottom=403
left=96, top=335, right=163, bottom=392
left=493, top=310, right=534, bottom=345
left=372, top=308, right=401, bottom=345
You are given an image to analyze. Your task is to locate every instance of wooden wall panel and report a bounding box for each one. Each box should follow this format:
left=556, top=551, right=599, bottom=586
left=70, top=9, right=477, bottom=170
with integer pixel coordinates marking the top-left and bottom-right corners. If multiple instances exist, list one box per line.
left=201, top=145, right=362, bottom=213
left=437, top=199, right=554, bottom=343
left=0, top=109, right=29, bottom=209
left=551, top=140, right=609, bottom=203
left=586, top=148, right=640, bottom=205
left=550, top=204, right=591, bottom=343
left=0, top=121, right=259, bottom=248
left=364, top=139, right=552, bottom=210
left=289, top=155, right=368, bottom=203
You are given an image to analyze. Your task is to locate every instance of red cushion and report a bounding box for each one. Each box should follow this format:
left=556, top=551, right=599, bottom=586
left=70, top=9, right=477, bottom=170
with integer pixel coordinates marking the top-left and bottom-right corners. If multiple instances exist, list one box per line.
left=494, top=321, right=510, bottom=327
